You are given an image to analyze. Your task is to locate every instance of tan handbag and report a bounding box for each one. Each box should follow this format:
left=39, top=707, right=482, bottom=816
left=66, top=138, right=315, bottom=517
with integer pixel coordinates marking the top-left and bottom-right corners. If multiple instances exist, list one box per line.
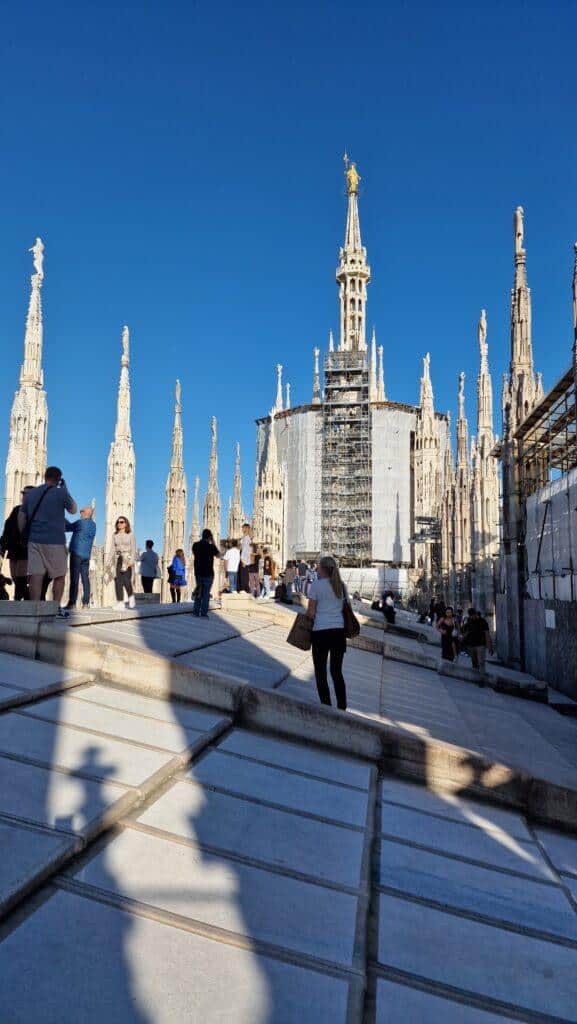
left=287, top=613, right=313, bottom=651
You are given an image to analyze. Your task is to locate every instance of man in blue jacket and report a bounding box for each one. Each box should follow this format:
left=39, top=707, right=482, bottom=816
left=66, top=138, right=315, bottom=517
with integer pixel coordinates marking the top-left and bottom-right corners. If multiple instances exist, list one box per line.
left=65, top=507, right=96, bottom=610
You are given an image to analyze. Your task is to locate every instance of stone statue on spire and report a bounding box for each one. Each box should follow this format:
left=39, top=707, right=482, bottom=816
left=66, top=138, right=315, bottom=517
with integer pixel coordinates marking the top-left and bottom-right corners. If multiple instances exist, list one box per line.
left=514, top=206, right=525, bottom=255
left=458, top=371, right=466, bottom=419
left=121, top=326, right=129, bottom=367
left=29, top=238, right=44, bottom=279
left=345, top=161, right=360, bottom=195
left=478, top=309, right=487, bottom=357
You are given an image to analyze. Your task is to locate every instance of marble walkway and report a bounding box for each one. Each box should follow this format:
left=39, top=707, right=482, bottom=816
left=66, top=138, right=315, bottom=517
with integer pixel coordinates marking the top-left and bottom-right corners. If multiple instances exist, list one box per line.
left=70, top=605, right=577, bottom=792
left=2, top=649, right=577, bottom=1021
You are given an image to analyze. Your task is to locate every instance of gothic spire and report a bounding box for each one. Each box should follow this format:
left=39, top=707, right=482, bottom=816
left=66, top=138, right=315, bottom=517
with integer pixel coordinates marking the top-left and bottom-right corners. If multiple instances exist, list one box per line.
left=369, top=329, right=377, bottom=400
left=20, top=238, right=44, bottom=387
left=285, top=382, right=291, bottom=410
left=203, top=416, right=221, bottom=544
left=4, top=238, right=48, bottom=519
left=115, top=326, right=132, bottom=441
left=312, top=347, right=321, bottom=404
left=456, top=371, right=469, bottom=470
left=419, top=353, right=434, bottom=413
left=510, top=205, right=534, bottom=374
left=227, top=442, right=244, bottom=539
left=191, top=475, right=200, bottom=541
left=275, top=363, right=283, bottom=412
left=329, top=329, right=334, bottom=353
left=476, top=309, right=494, bottom=442
left=336, top=158, right=371, bottom=352
left=377, top=344, right=385, bottom=402
left=163, top=380, right=187, bottom=584
left=105, top=326, right=135, bottom=553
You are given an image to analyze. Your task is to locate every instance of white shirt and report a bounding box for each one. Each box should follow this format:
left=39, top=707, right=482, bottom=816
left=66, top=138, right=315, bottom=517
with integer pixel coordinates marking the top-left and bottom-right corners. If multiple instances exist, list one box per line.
left=309, top=577, right=345, bottom=631
left=224, top=547, right=241, bottom=572
left=240, top=535, right=252, bottom=563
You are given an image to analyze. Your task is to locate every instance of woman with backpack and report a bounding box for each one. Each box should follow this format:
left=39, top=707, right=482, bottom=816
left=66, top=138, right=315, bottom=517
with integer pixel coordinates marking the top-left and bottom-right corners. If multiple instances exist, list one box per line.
left=168, top=548, right=187, bottom=603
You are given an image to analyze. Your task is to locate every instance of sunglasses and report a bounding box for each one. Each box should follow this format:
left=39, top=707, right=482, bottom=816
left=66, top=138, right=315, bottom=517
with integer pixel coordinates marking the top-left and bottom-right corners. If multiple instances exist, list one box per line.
left=116, top=520, right=127, bottom=525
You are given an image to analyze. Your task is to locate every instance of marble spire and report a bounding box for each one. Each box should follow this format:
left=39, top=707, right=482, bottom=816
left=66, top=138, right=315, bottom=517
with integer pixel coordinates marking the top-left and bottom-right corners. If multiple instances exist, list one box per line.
left=162, top=380, right=187, bottom=593
left=312, top=347, right=321, bottom=405
left=4, top=238, right=48, bottom=519
left=506, top=205, right=538, bottom=432
left=285, top=382, right=291, bottom=410
left=336, top=158, right=371, bottom=352
left=227, top=442, right=245, bottom=539
left=456, top=372, right=469, bottom=470
left=203, top=416, right=221, bottom=545
left=369, top=329, right=377, bottom=401
left=189, top=475, right=200, bottom=553
left=377, top=344, right=385, bottom=402
left=275, top=364, right=283, bottom=412
left=104, top=326, right=135, bottom=554
left=476, top=310, right=494, bottom=441
left=419, top=353, right=435, bottom=415
left=252, top=406, right=284, bottom=565
left=328, top=329, right=334, bottom=353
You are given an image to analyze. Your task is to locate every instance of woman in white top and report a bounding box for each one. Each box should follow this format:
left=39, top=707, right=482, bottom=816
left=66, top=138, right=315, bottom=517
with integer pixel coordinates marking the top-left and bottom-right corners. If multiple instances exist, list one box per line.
left=107, top=515, right=137, bottom=610
left=306, top=555, right=347, bottom=711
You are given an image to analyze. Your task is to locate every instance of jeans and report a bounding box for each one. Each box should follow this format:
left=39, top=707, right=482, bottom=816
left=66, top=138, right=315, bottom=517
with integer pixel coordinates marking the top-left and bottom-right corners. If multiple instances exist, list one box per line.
left=263, top=574, right=271, bottom=598
left=69, top=553, right=91, bottom=606
left=227, top=571, right=237, bottom=592
left=193, top=575, right=213, bottom=616
left=470, top=645, right=487, bottom=677
left=141, top=576, right=154, bottom=594
left=311, top=628, right=347, bottom=710
left=115, top=567, right=133, bottom=601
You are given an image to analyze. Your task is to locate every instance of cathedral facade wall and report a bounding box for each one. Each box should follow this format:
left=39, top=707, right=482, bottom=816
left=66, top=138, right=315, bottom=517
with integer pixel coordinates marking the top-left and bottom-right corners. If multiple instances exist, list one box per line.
left=370, top=405, right=416, bottom=564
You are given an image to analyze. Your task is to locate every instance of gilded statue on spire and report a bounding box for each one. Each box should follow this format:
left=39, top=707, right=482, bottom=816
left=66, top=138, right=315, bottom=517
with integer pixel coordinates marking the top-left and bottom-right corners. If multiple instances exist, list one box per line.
left=345, top=161, right=360, bottom=195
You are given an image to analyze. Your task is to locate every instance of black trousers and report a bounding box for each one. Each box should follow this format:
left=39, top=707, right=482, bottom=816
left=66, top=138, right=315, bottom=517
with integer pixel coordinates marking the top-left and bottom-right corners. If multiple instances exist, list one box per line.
left=115, top=567, right=133, bottom=601
left=170, top=586, right=181, bottom=603
left=141, top=576, right=154, bottom=594
left=311, top=629, right=347, bottom=710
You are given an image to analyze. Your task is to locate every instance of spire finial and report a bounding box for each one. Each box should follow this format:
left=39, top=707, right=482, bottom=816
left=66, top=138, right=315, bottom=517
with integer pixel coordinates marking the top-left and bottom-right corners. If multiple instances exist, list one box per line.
left=29, top=238, right=44, bottom=281
left=514, top=206, right=525, bottom=256
left=275, top=364, right=283, bottom=411
left=121, top=325, right=129, bottom=368
left=285, top=381, right=291, bottom=409
left=478, top=309, right=488, bottom=363
left=377, top=344, right=385, bottom=401
left=175, top=378, right=181, bottom=408
left=329, top=329, right=334, bottom=353
left=458, top=371, right=466, bottom=420
left=344, top=155, right=360, bottom=195
left=312, top=347, right=321, bottom=404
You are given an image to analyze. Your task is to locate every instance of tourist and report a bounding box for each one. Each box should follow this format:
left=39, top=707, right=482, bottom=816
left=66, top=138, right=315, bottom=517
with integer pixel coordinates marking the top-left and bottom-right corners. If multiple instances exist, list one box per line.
left=65, top=507, right=96, bottom=610
left=434, top=595, right=447, bottom=623
left=436, top=605, right=457, bottom=661
left=275, top=573, right=288, bottom=603
left=248, top=544, right=262, bottom=599
left=192, top=528, right=220, bottom=617
left=223, top=540, right=241, bottom=593
left=305, top=561, right=318, bottom=597
left=0, top=485, right=34, bottom=600
left=428, top=597, right=436, bottom=623
left=296, top=558, right=308, bottom=595
left=284, top=560, right=297, bottom=601
left=306, top=555, right=348, bottom=711
left=461, top=608, right=493, bottom=684
left=140, top=540, right=159, bottom=593
left=19, top=467, right=77, bottom=616
left=262, top=548, right=276, bottom=599
left=107, top=515, right=137, bottom=610
left=239, top=522, right=252, bottom=593
left=168, top=549, right=187, bottom=603
left=383, top=590, right=396, bottom=624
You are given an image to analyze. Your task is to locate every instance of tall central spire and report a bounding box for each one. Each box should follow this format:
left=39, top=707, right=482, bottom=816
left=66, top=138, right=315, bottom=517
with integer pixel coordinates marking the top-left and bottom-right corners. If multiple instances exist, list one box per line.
left=115, top=326, right=132, bottom=441
left=336, top=159, right=371, bottom=352
left=20, top=238, right=45, bottom=387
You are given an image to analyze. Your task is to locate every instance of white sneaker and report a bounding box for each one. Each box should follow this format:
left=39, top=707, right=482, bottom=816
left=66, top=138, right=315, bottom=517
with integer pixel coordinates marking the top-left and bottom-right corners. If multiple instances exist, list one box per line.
left=128, top=595, right=136, bottom=609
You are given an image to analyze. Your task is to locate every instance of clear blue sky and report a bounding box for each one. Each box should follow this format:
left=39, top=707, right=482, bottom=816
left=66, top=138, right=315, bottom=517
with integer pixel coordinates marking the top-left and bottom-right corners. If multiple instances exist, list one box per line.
left=1, top=1, right=576, bottom=544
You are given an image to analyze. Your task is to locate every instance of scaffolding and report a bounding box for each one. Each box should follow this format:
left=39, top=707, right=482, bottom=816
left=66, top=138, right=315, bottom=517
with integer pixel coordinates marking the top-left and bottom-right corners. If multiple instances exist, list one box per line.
left=321, top=350, right=372, bottom=564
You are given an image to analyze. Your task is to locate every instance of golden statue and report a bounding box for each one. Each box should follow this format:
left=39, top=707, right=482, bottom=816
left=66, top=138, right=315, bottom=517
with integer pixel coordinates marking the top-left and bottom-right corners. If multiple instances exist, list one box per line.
left=346, top=161, right=360, bottom=195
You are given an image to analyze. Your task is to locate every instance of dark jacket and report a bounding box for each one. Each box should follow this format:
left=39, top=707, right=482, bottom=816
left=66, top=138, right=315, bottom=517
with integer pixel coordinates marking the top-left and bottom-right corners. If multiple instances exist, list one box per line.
left=192, top=539, right=220, bottom=578
left=0, top=506, right=27, bottom=560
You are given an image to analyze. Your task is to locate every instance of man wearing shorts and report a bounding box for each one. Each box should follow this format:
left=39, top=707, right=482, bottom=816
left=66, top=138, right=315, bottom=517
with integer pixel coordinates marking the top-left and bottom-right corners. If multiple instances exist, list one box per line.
left=20, top=466, right=77, bottom=616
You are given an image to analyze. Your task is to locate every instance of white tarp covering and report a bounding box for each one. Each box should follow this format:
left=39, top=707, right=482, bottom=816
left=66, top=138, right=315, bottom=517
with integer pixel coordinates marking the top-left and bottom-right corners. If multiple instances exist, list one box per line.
left=525, top=466, right=577, bottom=600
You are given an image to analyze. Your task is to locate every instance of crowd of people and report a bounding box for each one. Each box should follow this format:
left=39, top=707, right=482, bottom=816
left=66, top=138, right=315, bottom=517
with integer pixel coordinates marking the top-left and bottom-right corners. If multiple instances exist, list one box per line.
left=432, top=598, right=493, bottom=684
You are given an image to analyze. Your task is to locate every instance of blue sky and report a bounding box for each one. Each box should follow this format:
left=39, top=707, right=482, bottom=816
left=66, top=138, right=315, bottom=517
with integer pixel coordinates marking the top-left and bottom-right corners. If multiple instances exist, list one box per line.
left=1, top=1, right=576, bottom=544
